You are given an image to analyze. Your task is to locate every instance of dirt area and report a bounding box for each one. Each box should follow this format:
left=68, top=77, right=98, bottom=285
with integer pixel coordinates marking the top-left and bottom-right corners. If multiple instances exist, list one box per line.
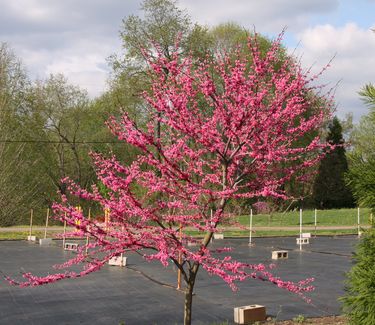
left=271, top=315, right=347, bottom=324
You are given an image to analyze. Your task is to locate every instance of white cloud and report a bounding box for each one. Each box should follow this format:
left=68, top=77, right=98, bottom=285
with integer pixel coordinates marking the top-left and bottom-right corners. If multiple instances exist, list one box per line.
left=45, top=53, right=109, bottom=96
left=7, top=1, right=54, bottom=22
left=179, top=0, right=338, bottom=34
left=18, top=37, right=116, bottom=97
left=0, top=0, right=142, bottom=97
left=294, top=23, right=375, bottom=121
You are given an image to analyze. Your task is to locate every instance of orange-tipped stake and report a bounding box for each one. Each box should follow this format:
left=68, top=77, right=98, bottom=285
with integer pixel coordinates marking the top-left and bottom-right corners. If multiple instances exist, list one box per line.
left=85, top=208, right=91, bottom=255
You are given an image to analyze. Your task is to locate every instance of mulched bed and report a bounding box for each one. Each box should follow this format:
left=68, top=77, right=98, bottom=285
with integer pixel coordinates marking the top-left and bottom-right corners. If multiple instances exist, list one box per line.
left=271, top=315, right=347, bottom=324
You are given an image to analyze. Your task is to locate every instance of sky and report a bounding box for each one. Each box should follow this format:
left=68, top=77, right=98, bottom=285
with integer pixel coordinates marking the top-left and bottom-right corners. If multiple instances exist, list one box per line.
left=0, top=0, right=374, bottom=122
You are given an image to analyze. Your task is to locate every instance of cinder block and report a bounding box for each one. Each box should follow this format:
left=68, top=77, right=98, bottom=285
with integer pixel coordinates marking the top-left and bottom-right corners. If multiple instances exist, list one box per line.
left=64, top=243, right=79, bottom=251
left=272, top=250, right=288, bottom=260
left=39, top=238, right=53, bottom=246
left=108, top=254, right=127, bottom=267
left=234, top=305, right=266, bottom=324
left=296, top=237, right=309, bottom=245
left=187, top=241, right=198, bottom=247
left=213, top=233, right=224, bottom=240
left=27, top=236, right=37, bottom=241
left=302, top=232, right=311, bottom=238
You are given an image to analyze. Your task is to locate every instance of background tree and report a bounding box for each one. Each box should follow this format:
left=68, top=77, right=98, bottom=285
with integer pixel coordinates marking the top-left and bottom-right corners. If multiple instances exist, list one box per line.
left=312, top=116, right=354, bottom=209
left=0, top=43, right=41, bottom=226
left=23, top=75, right=99, bottom=209
left=9, top=34, right=332, bottom=325
left=346, top=83, right=375, bottom=212
left=21, top=74, right=134, bottom=218
left=108, top=0, right=322, bottom=214
left=109, top=1, right=283, bottom=127
left=108, top=0, right=198, bottom=115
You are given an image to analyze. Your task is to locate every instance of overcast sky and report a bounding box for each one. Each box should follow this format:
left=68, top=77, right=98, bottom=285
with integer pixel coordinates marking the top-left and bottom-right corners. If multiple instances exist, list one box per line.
left=1, top=0, right=374, bottom=122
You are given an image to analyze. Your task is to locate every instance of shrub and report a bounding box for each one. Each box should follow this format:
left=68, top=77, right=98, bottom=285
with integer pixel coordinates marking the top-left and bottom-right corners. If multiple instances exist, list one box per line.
left=341, top=228, right=375, bottom=324
left=253, top=201, right=273, bottom=214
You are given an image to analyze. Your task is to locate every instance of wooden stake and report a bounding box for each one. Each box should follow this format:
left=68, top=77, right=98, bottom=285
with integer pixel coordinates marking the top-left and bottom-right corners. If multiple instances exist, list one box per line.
left=105, top=208, right=110, bottom=232
left=29, top=209, right=33, bottom=237
left=62, top=212, right=67, bottom=248
left=44, top=208, right=49, bottom=239
left=357, top=207, right=360, bottom=237
left=299, top=209, right=302, bottom=251
left=314, top=208, right=317, bottom=238
left=210, top=209, right=213, bottom=243
left=75, top=206, right=82, bottom=234
left=177, top=224, right=182, bottom=290
left=85, top=208, right=91, bottom=255
left=248, top=208, right=253, bottom=246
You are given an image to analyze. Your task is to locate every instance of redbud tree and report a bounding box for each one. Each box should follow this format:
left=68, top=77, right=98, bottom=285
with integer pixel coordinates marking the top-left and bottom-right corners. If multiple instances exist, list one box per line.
left=9, top=33, right=332, bottom=325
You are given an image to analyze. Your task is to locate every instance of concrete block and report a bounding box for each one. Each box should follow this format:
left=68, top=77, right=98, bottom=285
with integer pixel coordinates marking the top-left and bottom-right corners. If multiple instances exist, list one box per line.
left=213, top=233, right=224, bottom=240
left=64, top=243, right=79, bottom=251
left=187, top=241, right=198, bottom=247
left=234, top=305, right=266, bottom=324
left=39, top=238, right=53, bottom=246
left=108, top=254, right=127, bottom=267
left=302, top=232, right=311, bottom=238
left=27, top=236, right=37, bottom=241
left=296, top=237, right=309, bottom=245
left=272, top=250, right=288, bottom=260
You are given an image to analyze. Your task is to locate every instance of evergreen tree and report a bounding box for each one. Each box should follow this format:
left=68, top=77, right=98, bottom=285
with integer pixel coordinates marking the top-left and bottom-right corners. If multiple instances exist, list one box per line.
left=312, top=116, right=355, bottom=209
left=341, top=228, right=375, bottom=324
left=346, top=83, right=375, bottom=213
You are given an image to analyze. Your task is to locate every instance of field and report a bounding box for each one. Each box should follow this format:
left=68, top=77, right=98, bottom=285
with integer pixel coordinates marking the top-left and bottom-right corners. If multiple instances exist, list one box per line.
left=0, top=208, right=371, bottom=240
left=212, top=315, right=347, bottom=324
left=236, top=207, right=372, bottom=227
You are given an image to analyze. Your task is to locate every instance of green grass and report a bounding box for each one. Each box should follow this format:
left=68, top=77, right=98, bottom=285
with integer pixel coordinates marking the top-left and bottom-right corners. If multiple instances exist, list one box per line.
left=236, top=208, right=371, bottom=227
left=0, top=231, right=61, bottom=240
left=185, top=228, right=359, bottom=238
left=1, top=208, right=370, bottom=240
left=0, top=228, right=361, bottom=240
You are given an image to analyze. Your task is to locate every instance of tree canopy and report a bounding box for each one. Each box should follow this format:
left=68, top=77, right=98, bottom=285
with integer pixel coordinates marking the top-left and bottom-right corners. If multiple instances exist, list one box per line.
left=8, top=32, right=332, bottom=325
left=0, top=43, right=39, bottom=226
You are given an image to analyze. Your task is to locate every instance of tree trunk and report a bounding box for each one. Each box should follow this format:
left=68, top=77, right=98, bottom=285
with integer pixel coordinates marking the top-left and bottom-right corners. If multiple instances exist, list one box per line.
left=183, top=282, right=194, bottom=325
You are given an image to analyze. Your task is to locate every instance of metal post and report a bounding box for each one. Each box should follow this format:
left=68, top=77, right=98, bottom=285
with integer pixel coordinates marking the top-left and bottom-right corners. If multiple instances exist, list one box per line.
left=44, top=208, right=49, bottom=239
left=299, top=209, right=302, bottom=251
left=29, top=209, right=33, bottom=238
left=249, top=208, right=253, bottom=246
